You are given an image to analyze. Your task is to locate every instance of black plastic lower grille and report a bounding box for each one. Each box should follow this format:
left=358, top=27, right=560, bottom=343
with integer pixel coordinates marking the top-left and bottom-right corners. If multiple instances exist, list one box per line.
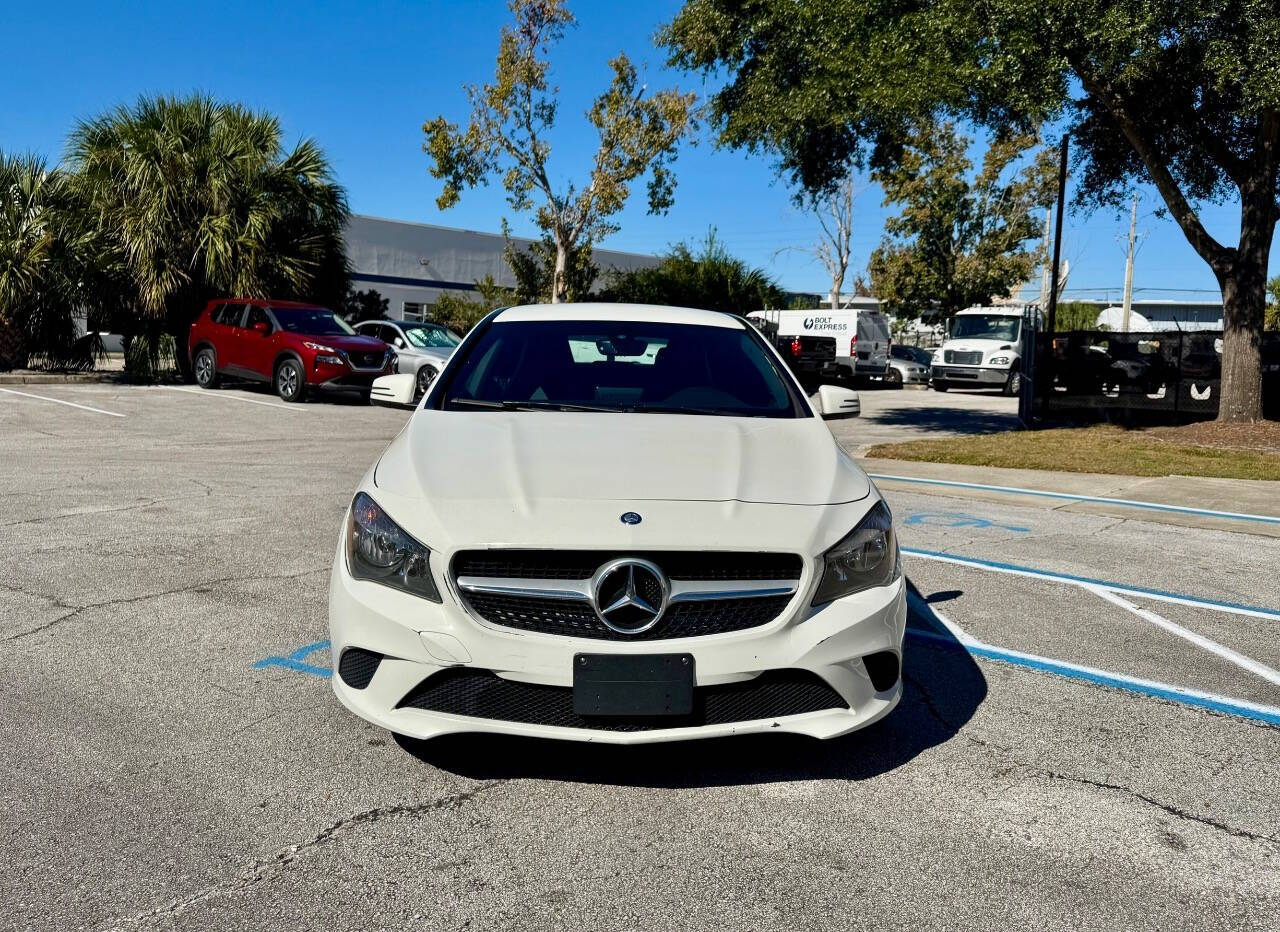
left=338, top=647, right=382, bottom=689
left=463, top=592, right=793, bottom=641
left=396, top=668, right=847, bottom=731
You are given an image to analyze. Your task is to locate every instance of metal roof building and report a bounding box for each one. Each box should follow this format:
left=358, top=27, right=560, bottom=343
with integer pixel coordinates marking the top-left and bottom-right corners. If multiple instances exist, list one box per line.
left=345, top=214, right=660, bottom=319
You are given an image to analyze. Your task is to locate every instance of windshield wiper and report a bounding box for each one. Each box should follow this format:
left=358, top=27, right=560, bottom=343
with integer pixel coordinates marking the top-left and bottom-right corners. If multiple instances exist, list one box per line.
left=445, top=398, right=619, bottom=413
left=624, top=402, right=741, bottom=417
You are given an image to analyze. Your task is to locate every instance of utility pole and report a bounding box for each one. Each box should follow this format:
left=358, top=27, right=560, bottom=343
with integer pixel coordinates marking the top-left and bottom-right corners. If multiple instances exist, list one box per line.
left=1121, top=192, right=1138, bottom=331
left=1038, top=208, right=1052, bottom=312
left=1046, top=134, right=1069, bottom=334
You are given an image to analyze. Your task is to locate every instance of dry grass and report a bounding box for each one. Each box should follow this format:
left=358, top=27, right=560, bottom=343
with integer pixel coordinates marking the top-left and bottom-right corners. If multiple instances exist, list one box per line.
left=865, top=423, right=1280, bottom=481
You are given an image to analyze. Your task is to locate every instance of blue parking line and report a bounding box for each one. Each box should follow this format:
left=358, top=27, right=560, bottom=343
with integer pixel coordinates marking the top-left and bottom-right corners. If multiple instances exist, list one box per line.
left=254, top=639, right=331, bottom=677
left=905, top=626, right=1280, bottom=727
left=902, top=546, right=1280, bottom=621
left=873, top=473, right=1280, bottom=525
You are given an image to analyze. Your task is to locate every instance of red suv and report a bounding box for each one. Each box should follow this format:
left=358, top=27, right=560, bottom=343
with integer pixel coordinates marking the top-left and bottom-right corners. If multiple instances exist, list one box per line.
left=188, top=299, right=394, bottom=402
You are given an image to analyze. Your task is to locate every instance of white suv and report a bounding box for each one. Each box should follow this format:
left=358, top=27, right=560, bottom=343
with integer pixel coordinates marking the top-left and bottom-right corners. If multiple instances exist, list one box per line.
left=330, top=304, right=905, bottom=744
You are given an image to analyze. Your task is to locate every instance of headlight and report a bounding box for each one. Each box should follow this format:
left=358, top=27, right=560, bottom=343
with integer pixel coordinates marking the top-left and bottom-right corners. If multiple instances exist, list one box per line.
left=345, top=492, right=441, bottom=601
left=989, top=355, right=1010, bottom=366
left=304, top=341, right=336, bottom=352
left=315, top=354, right=344, bottom=366
left=812, top=500, right=900, bottom=605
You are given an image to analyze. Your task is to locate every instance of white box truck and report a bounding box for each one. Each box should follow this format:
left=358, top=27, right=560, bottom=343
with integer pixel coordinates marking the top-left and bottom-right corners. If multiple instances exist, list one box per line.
left=746, top=309, right=891, bottom=382
left=930, top=306, right=1026, bottom=395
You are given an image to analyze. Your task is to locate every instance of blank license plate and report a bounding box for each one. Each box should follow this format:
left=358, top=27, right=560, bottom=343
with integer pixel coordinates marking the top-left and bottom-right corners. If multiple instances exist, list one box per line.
left=572, top=653, right=694, bottom=716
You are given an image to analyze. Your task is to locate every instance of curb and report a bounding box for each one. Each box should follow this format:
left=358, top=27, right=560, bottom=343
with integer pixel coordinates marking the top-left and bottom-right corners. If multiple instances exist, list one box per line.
left=0, top=373, right=122, bottom=385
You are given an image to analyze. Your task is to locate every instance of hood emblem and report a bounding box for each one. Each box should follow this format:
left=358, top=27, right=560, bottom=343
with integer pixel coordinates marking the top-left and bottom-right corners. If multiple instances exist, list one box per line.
left=620, top=511, right=642, bottom=525
left=590, top=558, right=669, bottom=634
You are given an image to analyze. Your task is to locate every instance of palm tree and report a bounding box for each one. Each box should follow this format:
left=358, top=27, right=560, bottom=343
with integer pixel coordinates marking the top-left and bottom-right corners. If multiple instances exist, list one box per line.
left=67, top=94, right=351, bottom=379
left=0, top=151, right=87, bottom=370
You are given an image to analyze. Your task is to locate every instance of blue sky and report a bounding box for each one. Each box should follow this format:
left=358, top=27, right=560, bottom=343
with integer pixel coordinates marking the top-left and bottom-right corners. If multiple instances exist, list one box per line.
left=3, top=0, right=1265, bottom=301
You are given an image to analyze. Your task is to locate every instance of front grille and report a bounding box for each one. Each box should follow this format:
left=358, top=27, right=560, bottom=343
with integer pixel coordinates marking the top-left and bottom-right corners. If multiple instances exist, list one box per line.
left=396, top=667, right=847, bottom=731
left=944, top=350, right=983, bottom=365
left=452, top=550, right=803, bottom=581
left=464, top=591, right=793, bottom=641
left=346, top=350, right=386, bottom=370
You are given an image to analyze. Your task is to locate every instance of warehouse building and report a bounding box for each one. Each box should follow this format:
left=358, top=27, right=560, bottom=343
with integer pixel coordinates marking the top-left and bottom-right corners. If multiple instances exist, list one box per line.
left=345, top=214, right=660, bottom=319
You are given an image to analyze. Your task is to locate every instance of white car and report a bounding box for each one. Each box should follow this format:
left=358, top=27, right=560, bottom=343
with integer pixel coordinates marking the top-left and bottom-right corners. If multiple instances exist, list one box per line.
left=354, top=319, right=461, bottom=399
left=330, top=304, right=905, bottom=744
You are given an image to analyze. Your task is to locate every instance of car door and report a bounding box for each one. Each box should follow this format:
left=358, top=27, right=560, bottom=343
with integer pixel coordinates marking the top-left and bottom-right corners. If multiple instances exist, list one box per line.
left=239, top=305, right=277, bottom=380
left=212, top=303, right=247, bottom=372
left=380, top=324, right=413, bottom=372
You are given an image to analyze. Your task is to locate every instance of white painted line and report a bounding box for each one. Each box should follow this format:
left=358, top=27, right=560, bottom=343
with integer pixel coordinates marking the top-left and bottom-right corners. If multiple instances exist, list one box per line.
left=0, top=387, right=125, bottom=418
left=1086, top=585, right=1280, bottom=688
left=872, top=473, right=1280, bottom=526
left=906, top=591, right=1280, bottom=726
left=903, top=547, right=1280, bottom=623
left=163, top=386, right=306, bottom=412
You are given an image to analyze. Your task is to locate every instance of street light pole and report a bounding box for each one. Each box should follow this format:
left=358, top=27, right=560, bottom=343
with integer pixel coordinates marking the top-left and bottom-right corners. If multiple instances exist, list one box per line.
left=1121, top=192, right=1138, bottom=332
left=1046, top=134, right=1069, bottom=334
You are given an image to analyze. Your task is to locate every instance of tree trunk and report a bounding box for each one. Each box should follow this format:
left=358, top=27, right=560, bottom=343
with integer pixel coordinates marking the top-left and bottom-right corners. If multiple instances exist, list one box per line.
left=552, top=238, right=568, bottom=304
left=1216, top=184, right=1275, bottom=422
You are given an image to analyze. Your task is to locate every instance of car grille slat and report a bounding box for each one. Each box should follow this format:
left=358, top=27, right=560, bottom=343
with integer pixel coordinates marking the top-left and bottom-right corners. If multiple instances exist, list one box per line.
left=944, top=350, right=983, bottom=365
left=396, top=668, right=846, bottom=731
left=463, top=591, right=793, bottom=641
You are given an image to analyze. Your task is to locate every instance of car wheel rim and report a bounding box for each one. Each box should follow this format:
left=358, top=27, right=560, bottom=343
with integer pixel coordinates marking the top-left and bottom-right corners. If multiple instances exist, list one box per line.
left=417, top=367, right=436, bottom=394
left=280, top=366, right=297, bottom=396
left=196, top=355, right=211, bottom=383
left=1010, top=372, right=1021, bottom=392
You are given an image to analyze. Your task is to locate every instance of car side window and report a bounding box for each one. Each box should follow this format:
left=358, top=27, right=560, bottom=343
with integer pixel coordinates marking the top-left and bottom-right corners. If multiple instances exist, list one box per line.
left=216, top=303, right=245, bottom=327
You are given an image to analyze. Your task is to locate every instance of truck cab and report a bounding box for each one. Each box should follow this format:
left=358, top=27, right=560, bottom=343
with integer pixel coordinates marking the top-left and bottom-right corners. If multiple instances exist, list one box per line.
left=931, top=306, right=1026, bottom=395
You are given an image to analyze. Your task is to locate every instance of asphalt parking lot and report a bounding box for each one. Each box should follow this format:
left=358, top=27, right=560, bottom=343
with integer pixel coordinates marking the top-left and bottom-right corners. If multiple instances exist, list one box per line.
left=2, top=383, right=1278, bottom=932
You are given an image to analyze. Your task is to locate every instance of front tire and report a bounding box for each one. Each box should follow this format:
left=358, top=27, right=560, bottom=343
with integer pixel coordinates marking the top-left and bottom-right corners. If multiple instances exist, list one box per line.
left=932, top=380, right=949, bottom=392
left=415, top=364, right=438, bottom=400
left=1002, top=366, right=1022, bottom=396
left=885, top=367, right=903, bottom=389
left=275, top=358, right=307, bottom=403
left=193, top=348, right=219, bottom=389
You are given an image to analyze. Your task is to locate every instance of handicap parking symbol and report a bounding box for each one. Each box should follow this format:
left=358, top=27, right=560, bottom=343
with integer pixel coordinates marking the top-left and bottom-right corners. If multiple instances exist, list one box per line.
left=902, top=511, right=1030, bottom=533
left=254, top=640, right=331, bottom=677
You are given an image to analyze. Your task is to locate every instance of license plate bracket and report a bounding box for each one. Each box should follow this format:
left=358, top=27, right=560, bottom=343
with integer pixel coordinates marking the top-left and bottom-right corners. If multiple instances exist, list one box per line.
left=572, top=653, right=694, bottom=717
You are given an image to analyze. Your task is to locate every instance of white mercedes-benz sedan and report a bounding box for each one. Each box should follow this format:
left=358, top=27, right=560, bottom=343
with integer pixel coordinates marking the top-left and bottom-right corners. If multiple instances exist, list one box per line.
left=329, top=303, right=905, bottom=744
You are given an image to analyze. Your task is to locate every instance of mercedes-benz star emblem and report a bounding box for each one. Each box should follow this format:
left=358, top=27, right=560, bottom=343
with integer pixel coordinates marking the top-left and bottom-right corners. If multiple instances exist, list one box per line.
left=590, top=558, right=670, bottom=634
left=620, top=511, right=642, bottom=525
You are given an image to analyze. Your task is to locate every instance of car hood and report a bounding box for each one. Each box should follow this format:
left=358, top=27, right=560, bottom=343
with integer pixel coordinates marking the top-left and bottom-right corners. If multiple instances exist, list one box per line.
left=376, top=410, right=869, bottom=509
left=402, top=345, right=454, bottom=362
left=300, top=333, right=387, bottom=352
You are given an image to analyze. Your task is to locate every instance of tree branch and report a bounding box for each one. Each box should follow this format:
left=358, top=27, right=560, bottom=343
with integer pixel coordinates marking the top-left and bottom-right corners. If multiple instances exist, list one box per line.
left=1075, top=66, right=1231, bottom=271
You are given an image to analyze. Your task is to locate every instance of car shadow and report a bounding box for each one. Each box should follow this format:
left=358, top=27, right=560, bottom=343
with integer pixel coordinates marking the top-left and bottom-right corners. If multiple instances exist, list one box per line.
left=397, top=581, right=986, bottom=788
left=860, top=405, right=1019, bottom=436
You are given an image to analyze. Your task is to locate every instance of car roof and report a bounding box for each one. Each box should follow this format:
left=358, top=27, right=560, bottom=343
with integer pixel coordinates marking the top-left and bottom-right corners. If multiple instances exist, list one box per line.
left=493, top=303, right=745, bottom=329
left=211, top=298, right=332, bottom=310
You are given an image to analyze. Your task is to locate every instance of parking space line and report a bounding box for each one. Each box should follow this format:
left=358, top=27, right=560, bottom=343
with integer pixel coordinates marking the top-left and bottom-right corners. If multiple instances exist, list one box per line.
left=163, top=386, right=307, bottom=412
left=903, top=547, right=1280, bottom=622
left=1087, top=585, right=1280, bottom=687
left=873, top=473, right=1280, bottom=525
left=906, top=593, right=1280, bottom=727
left=0, top=387, right=126, bottom=417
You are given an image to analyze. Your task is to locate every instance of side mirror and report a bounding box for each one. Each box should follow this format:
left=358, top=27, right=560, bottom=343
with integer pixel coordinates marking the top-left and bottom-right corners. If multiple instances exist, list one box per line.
left=815, top=384, right=860, bottom=419
left=369, top=373, right=417, bottom=407
left=252, top=321, right=271, bottom=336
left=394, top=338, right=405, bottom=349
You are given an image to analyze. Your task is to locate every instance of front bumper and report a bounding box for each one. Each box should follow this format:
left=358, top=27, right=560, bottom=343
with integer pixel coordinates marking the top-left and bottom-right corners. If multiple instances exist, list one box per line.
left=931, top=365, right=1009, bottom=385
left=328, top=547, right=906, bottom=744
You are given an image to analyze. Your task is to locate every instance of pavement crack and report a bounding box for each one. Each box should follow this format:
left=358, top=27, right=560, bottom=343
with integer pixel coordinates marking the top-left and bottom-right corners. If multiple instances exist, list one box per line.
left=0, top=497, right=174, bottom=528
left=100, top=780, right=507, bottom=930
left=1038, top=770, right=1280, bottom=845
left=2, top=567, right=329, bottom=642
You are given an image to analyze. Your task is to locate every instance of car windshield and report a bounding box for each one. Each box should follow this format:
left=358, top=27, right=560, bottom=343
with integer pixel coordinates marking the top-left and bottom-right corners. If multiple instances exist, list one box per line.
left=438, top=319, right=802, bottom=417
left=272, top=307, right=354, bottom=335
left=404, top=324, right=461, bottom=349
left=951, top=314, right=1020, bottom=342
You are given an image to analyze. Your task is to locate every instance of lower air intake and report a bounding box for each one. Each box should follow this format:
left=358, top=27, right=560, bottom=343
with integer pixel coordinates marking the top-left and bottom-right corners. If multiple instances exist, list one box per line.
left=338, top=647, right=383, bottom=689
left=396, top=668, right=847, bottom=732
